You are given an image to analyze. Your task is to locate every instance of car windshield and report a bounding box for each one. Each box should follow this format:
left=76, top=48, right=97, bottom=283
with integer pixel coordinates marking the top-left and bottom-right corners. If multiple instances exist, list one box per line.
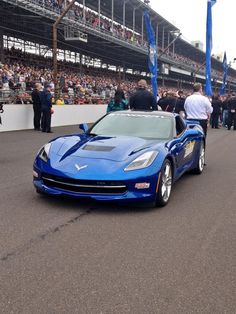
left=89, top=112, right=173, bottom=139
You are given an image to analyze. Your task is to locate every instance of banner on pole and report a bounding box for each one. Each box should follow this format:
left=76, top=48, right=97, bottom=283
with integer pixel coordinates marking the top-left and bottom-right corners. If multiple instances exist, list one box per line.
left=205, top=0, right=216, bottom=96
left=144, top=10, right=158, bottom=98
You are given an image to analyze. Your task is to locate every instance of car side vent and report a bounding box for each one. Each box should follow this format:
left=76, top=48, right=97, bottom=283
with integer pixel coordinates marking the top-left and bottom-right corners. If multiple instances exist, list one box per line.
left=83, top=145, right=115, bottom=152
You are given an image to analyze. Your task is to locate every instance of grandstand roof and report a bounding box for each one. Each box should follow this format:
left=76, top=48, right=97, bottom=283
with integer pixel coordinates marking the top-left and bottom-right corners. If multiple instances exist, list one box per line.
left=1, top=0, right=236, bottom=82
left=76, top=0, right=180, bottom=34
left=0, top=0, right=179, bottom=71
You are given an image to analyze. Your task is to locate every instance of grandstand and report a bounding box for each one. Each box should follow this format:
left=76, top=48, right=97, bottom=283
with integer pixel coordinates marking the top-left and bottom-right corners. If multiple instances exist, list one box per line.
left=1, top=0, right=236, bottom=103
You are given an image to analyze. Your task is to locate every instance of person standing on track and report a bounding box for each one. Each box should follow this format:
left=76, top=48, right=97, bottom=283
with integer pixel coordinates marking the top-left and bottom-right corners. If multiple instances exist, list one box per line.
left=129, top=80, right=157, bottom=111
left=184, top=83, right=213, bottom=138
left=227, top=92, right=236, bottom=130
left=31, top=83, right=42, bottom=131
left=211, top=93, right=222, bottom=129
left=107, top=89, right=128, bottom=113
left=40, top=84, right=53, bottom=133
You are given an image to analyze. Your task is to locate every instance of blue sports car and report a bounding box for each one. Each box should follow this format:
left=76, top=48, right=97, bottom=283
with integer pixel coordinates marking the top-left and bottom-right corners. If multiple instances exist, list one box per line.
left=33, top=111, right=205, bottom=207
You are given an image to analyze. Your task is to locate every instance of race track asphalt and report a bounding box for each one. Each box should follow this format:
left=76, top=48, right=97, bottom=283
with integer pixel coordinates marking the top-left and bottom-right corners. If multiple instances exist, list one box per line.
left=0, top=125, right=236, bottom=314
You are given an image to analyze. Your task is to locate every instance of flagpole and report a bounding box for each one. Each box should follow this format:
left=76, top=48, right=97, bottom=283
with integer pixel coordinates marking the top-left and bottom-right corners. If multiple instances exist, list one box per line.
left=144, top=10, right=158, bottom=98
left=205, top=0, right=216, bottom=96
left=220, top=52, right=228, bottom=96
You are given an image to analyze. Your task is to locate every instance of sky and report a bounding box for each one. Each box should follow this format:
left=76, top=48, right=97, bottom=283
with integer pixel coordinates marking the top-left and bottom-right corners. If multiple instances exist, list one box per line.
left=150, top=0, right=236, bottom=69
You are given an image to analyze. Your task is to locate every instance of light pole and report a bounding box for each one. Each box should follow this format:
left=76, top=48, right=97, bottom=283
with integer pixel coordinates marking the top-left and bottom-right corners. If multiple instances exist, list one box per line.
left=53, top=0, right=76, bottom=101
left=158, top=31, right=182, bottom=59
left=223, top=59, right=236, bottom=94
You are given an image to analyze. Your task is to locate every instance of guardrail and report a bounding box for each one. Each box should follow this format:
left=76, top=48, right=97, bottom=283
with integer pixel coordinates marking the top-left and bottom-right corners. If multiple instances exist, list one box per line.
left=0, top=104, right=107, bottom=132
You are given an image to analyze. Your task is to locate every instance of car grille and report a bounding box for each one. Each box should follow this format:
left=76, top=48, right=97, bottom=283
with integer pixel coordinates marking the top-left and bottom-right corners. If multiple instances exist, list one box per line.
left=42, top=173, right=127, bottom=194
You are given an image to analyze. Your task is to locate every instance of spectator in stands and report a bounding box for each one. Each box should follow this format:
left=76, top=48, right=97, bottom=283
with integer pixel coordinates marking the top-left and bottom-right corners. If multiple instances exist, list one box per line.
left=15, top=95, right=24, bottom=104
left=1, top=69, right=9, bottom=90
left=31, top=83, right=42, bottom=131
left=184, top=83, right=213, bottom=138
left=40, top=83, right=53, bottom=133
left=23, top=94, right=33, bottom=104
left=55, top=96, right=65, bottom=105
left=8, top=79, right=15, bottom=91
left=129, top=79, right=157, bottom=111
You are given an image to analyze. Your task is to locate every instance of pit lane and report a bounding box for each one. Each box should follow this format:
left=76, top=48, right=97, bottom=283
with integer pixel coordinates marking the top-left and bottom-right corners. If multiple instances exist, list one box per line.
left=0, top=125, right=235, bottom=314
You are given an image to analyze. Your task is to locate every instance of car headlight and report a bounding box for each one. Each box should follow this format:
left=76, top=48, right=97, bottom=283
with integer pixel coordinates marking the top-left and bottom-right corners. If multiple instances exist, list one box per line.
left=38, top=143, right=51, bottom=162
left=124, top=151, right=158, bottom=171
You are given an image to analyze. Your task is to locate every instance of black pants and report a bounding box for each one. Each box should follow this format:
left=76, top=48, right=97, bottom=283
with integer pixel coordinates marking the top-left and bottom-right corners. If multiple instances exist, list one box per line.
left=188, top=119, right=208, bottom=137
left=41, top=108, right=51, bottom=132
left=211, top=113, right=220, bottom=128
left=33, top=106, right=41, bottom=130
left=227, top=112, right=236, bottom=130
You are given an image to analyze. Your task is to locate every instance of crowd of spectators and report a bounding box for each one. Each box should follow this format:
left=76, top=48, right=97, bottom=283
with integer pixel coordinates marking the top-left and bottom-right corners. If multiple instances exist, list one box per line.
left=0, top=48, right=141, bottom=105
left=4, top=46, right=234, bottom=131
left=33, top=0, right=236, bottom=83
left=34, top=0, right=147, bottom=48
left=18, top=0, right=236, bottom=84
left=38, top=0, right=63, bottom=12
left=69, top=4, right=147, bottom=48
left=0, top=46, right=232, bottom=106
left=160, top=49, right=236, bottom=81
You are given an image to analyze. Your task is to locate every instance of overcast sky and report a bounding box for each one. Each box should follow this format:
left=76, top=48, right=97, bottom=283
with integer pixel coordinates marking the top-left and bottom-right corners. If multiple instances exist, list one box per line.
left=150, top=0, right=236, bottom=68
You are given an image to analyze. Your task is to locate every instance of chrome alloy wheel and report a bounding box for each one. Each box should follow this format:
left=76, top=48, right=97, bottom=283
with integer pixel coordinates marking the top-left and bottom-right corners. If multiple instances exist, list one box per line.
left=161, top=162, right=172, bottom=203
left=198, top=144, right=205, bottom=172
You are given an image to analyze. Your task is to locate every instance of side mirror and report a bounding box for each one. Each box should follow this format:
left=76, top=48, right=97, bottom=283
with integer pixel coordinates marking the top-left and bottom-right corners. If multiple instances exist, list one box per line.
left=79, top=123, right=89, bottom=133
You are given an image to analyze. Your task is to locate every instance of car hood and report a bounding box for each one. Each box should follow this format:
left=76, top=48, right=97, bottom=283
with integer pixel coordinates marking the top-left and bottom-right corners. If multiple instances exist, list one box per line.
left=51, top=134, right=164, bottom=162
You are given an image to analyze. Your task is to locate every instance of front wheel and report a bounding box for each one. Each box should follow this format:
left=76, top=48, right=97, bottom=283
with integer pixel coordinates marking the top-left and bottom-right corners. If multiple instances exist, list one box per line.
left=36, top=188, right=45, bottom=195
left=156, top=159, right=173, bottom=207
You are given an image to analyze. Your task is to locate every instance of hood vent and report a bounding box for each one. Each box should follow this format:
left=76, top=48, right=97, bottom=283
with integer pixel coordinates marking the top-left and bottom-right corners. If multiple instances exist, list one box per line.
left=83, top=145, right=115, bottom=152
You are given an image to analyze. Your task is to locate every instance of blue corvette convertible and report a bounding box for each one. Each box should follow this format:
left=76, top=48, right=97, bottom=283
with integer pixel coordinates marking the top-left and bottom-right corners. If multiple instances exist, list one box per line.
left=33, top=111, right=205, bottom=206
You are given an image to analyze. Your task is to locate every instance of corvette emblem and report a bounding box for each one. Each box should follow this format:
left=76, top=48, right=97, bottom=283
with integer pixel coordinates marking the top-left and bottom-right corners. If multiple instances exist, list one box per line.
left=75, top=164, right=88, bottom=171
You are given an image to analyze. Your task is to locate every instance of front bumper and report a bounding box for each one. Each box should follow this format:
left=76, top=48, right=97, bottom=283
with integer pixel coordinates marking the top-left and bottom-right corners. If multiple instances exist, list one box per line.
left=33, top=167, right=160, bottom=203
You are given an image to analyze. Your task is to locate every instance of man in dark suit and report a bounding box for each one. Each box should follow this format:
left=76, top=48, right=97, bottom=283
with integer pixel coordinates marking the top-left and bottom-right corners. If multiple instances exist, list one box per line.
left=227, top=92, right=236, bottom=130
left=174, top=90, right=186, bottom=118
left=129, top=80, right=157, bottom=111
left=31, top=83, right=42, bottom=131
left=40, top=84, right=53, bottom=133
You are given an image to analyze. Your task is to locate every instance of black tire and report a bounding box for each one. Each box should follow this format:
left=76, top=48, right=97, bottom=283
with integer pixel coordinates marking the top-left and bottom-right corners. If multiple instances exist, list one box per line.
left=156, top=159, right=173, bottom=207
left=36, top=188, right=44, bottom=195
left=192, top=141, right=205, bottom=174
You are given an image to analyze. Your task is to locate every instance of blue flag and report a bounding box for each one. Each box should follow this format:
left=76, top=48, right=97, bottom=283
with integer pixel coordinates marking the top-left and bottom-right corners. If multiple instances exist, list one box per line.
left=205, top=0, right=216, bottom=96
left=220, top=51, right=228, bottom=95
left=144, top=10, right=158, bottom=98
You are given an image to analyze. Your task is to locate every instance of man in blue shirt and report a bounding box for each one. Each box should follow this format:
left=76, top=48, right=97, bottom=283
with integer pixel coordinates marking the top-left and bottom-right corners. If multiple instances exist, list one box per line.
left=40, top=84, right=53, bottom=133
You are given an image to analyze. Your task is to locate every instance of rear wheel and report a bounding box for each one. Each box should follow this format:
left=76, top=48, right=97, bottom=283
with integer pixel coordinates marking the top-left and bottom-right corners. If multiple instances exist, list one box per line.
left=192, top=141, right=205, bottom=174
left=156, top=159, right=172, bottom=207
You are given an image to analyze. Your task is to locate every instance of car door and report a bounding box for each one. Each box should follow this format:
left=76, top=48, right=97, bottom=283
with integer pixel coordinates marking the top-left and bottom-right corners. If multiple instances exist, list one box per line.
left=171, top=116, right=195, bottom=177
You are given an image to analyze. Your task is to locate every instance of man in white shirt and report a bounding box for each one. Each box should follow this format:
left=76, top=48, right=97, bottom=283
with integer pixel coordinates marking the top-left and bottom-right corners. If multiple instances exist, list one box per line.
left=184, top=83, right=213, bottom=137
